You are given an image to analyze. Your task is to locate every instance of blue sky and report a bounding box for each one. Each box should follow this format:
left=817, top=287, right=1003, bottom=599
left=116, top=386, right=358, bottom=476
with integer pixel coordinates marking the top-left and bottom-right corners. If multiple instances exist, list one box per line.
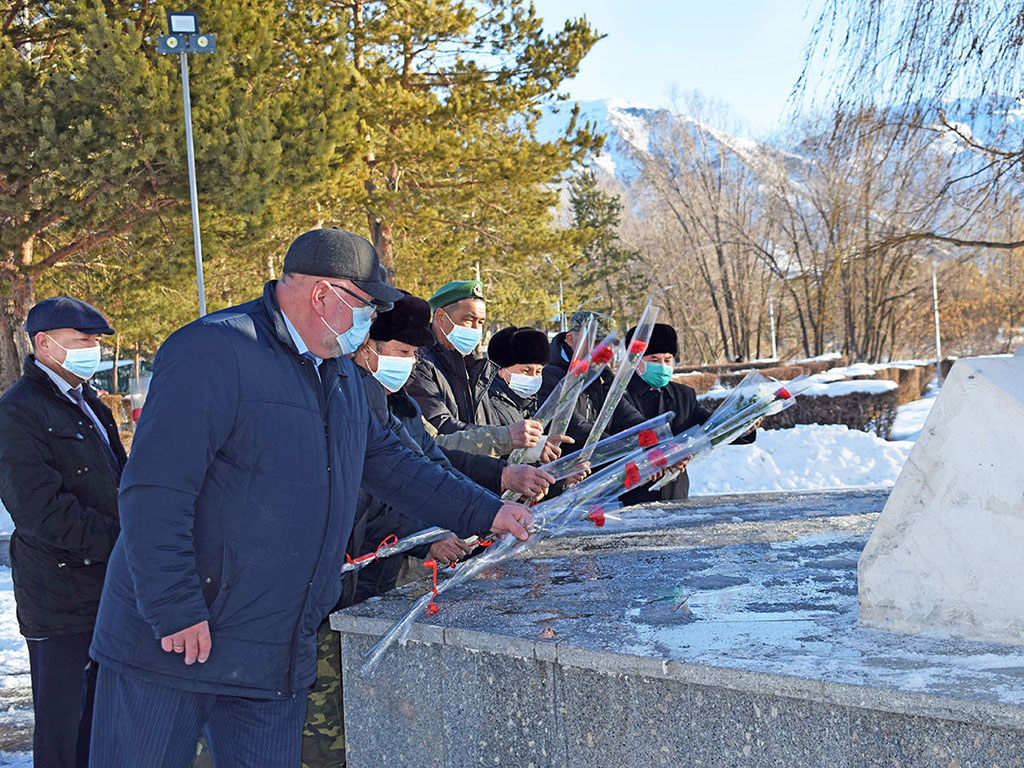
left=531, top=0, right=820, bottom=136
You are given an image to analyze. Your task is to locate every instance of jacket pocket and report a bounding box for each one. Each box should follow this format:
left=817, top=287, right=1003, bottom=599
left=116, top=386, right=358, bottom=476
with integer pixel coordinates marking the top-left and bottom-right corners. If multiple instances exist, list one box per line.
left=202, top=543, right=234, bottom=620
left=45, top=422, right=90, bottom=474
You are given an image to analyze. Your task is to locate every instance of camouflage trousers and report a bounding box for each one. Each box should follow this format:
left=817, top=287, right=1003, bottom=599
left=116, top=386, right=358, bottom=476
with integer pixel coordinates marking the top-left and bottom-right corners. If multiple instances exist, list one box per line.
left=301, top=620, right=346, bottom=768
left=189, top=621, right=345, bottom=768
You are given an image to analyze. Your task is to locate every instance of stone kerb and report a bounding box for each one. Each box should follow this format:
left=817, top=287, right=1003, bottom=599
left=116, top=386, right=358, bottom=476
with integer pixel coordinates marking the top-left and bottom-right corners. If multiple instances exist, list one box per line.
left=859, top=355, right=1024, bottom=645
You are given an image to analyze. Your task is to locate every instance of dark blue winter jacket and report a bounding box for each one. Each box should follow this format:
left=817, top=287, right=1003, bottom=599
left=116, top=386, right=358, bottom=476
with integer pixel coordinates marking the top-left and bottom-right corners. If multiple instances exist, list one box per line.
left=89, top=283, right=501, bottom=699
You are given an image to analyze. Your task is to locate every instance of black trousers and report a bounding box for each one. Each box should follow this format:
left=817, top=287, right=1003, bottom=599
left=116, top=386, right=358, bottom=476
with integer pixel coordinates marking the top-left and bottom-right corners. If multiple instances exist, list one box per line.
left=26, top=631, right=97, bottom=768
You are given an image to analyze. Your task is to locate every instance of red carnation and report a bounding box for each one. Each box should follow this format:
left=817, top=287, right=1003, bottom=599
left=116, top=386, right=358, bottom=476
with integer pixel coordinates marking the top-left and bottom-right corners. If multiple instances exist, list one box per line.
left=593, top=346, right=614, bottom=365
left=623, top=462, right=642, bottom=489
left=637, top=429, right=658, bottom=448
left=629, top=339, right=649, bottom=355
left=649, top=448, right=668, bottom=468
left=569, top=360, right=590, bottom=376
left=587, top=508, right=606, bottom=527
left=775, top=387, right=791, bottom=399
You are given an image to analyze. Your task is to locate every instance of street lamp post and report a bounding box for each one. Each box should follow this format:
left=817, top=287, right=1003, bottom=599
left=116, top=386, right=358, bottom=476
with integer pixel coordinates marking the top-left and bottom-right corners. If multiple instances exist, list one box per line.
left=932, top=259, right=943, bottom=385
left=156, top=12, right=216, bottom=317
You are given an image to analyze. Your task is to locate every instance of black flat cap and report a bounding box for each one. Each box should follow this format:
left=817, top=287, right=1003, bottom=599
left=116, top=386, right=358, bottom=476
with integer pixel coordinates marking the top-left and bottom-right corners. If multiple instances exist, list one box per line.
left=369, top=292, right=435, bottom=347
left=487, top=326, right=550, bottom=368
left=283, top=227, right=403, bottom=306
left=627, top=323, right=677, bottom=356
left=25, top=296, right=114, bottom=337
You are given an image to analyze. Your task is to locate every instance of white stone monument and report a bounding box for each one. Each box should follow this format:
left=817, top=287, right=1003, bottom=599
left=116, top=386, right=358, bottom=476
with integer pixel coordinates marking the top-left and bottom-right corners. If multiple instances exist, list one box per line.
left=859, top=356, right=1024, bottom=645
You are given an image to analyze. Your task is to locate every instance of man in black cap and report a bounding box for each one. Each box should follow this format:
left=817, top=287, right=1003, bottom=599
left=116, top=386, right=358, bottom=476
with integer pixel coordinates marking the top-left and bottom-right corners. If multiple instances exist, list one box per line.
left=621, top=322, right=756, bottom=504
left=301, top=294, right=556, bottom=767
left=0, top=296, right=127, bottom=768
left=87, top=228, right=534, bottom=767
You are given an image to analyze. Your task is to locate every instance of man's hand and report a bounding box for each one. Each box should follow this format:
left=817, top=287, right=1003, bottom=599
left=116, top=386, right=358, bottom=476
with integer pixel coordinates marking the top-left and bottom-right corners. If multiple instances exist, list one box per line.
left=161, top=620, right=211, bottom=665
left=565, top=465, right=590, bottom=486
left=539, top=434, right=574, bottom=464
left=508, top=419, right=544, bottom=449
left=501, top=464, right=555, bottom=499
left=490, top=502, right=534, bottom=541
left=427, top=535, right=473, bottom=566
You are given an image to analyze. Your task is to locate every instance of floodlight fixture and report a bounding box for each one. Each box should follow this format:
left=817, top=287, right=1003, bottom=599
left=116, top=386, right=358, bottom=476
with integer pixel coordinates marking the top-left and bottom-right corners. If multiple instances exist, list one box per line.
left=167, top=11, right=198, bottom=34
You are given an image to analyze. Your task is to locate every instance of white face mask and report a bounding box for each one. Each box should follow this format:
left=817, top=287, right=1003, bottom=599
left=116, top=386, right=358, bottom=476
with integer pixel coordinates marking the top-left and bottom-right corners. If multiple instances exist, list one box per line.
left=320, top=284, right=375, bottom=356
left=369, top=346, right=415, bottom=392
left=441, top=309, right=482, bottom=355
left=46, top=335, right=102, bottom=380
left=507, top=372, right=542, bottom=398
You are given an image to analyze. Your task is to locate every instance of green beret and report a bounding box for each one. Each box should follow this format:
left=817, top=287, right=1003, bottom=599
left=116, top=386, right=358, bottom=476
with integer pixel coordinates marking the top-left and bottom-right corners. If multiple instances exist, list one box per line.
left=428, top=280, right=485, bottom=311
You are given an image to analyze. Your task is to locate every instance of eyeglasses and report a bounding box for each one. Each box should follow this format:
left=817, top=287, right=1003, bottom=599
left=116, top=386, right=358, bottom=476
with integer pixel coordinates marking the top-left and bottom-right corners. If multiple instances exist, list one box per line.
left=324, top=281, right=375, bottom=310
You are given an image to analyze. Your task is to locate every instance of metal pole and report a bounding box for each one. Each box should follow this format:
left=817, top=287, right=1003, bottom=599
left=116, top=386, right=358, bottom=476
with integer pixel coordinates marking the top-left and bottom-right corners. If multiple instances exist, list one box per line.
left=932, top=259, right=943, bottom=385
left=559, top=279, right=566, bottom=333
left=180, top=51, right=207, bottom=317
left=768, top=282, right=778, bottom=360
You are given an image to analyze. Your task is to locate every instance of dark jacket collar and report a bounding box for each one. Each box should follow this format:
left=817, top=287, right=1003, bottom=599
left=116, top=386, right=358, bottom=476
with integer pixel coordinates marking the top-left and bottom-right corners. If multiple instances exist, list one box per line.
left=549, top=333, right=572, bottom=372
left=258, top=280, right=346, bottom=379
left=490, top=374, right=532, bottom=409
left=627, top=372, right=659, bottom=399
left=23, top=355, right=101, bottom=403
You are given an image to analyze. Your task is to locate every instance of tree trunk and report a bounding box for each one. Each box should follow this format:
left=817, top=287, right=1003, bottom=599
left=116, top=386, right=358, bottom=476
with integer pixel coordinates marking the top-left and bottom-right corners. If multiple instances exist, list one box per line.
left=0, top=272, right=34, bottom=394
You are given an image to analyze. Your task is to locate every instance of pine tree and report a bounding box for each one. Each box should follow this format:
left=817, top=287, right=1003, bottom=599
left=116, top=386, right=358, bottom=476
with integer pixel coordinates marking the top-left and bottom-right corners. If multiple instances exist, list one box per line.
left=566, top=169, right=648, bottom=327
left=0, top=1, right=359, bottom=389
left=0, top=1, right=605, bottom=391
left=321, top=0, right=604, bottom=328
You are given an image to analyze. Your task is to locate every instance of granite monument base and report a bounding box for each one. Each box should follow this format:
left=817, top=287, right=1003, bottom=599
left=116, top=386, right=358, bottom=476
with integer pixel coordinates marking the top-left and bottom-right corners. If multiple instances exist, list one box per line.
left=332, top=490, right=1024, bottom=767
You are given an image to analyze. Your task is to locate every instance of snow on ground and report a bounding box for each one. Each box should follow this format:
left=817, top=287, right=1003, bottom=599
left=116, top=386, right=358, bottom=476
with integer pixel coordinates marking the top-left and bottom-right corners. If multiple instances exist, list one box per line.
left=689, top=424, right=914, bottom=496
left=0, top=569, right=29, bottom=689
left=890, top=383, right=939, bottom=441
left=0, top=500, right=10, bottom=536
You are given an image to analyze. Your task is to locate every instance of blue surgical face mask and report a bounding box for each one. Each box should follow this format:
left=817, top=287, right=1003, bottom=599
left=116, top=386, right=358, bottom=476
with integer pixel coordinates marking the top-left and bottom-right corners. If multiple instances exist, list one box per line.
left=370, top=347, right=415, bottom=392
left=321, top=285, right=374, bottom=356
left=639, top=361, right=673, bottom=388
left=508, top=372, right=542, bottom=398
left=441, top=309, right=482, bottom=355
left=46, top=335, right=102, bottom=380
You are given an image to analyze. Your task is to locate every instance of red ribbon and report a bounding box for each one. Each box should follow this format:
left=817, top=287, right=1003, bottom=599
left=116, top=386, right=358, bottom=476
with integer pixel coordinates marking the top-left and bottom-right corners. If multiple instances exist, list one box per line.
left=587, top=507, right=606, bottom=527
left=569, top=360, right=590, bottom=376
left=649, top=448, right=668, bottom=468
left=592, top=346, right=613, bottom=365
left=637, top=429, right=658, bottom=448
left=344, top=533, right=399, bottom=566
left=775, top=387, right=791, bottom=399
left=623, top=462, right=642, bottom=489
left=629, top=339, right=648, bottom=355
left=424, top=558, right=440, bottom=616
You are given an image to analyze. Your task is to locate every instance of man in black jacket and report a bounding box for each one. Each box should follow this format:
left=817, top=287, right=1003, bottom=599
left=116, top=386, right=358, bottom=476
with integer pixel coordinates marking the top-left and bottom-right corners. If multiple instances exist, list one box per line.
left=621, top=322, right=756, bottom=504
left=486, top=325, right=550, bottom=428
left=538, top=310, right=647, bottom=448
left=0, top=296, right=127, bottom=768
left=406, top=280, right=543, bottom=457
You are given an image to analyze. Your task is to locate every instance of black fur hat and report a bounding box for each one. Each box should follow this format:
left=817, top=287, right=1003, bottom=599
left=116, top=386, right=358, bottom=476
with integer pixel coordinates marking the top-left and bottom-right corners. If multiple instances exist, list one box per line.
left=626, top=323, right=678, bottom=356
left=487, top=326, right=550, bottom=368
left=369, top=291, right=436, bottom=347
